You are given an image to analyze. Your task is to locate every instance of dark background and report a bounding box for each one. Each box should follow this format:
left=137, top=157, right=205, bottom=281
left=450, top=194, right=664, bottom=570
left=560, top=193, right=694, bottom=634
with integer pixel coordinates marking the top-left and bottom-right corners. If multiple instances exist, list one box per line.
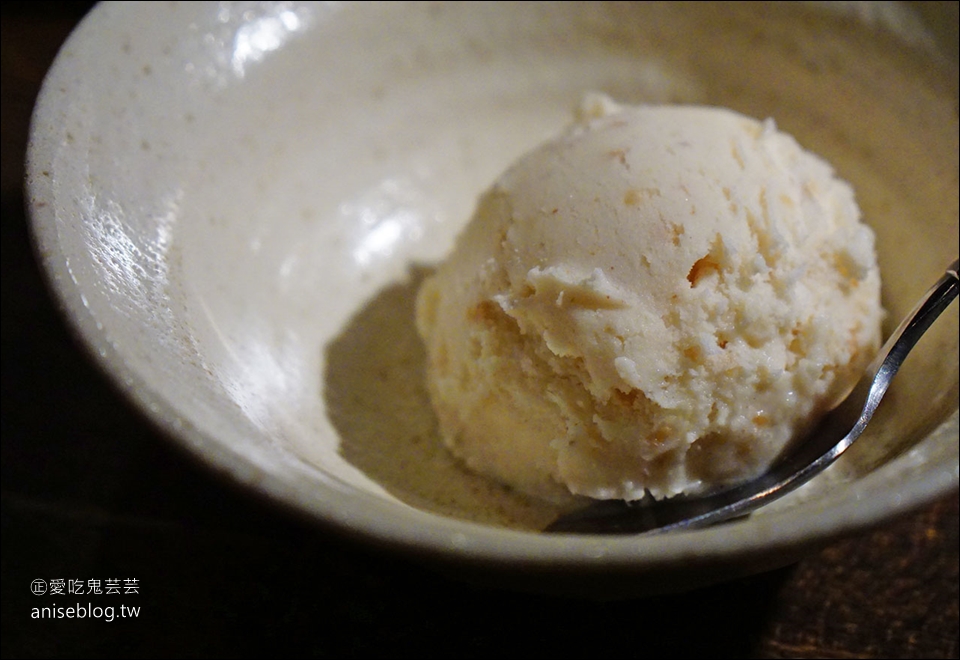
left=2, top=3, right=957, bottom=658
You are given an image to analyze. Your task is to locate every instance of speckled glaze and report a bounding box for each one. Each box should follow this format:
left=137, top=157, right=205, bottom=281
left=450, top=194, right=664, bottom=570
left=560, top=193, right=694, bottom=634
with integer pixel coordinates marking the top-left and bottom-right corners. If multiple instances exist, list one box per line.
left=27, top=2, right=958, bottom=597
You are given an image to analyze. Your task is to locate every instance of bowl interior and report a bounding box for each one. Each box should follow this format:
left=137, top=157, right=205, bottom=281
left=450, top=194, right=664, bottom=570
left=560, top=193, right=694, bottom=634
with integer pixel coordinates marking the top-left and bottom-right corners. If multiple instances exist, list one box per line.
left=28, top=1, right=958, bottom=591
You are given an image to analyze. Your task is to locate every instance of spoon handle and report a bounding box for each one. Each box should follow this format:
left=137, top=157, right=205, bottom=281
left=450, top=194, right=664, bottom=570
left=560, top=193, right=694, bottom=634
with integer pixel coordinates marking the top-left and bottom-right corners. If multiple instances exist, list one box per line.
left=840, top=258, right=959, bottom=454
left=546, top=258, right=959, bottom=535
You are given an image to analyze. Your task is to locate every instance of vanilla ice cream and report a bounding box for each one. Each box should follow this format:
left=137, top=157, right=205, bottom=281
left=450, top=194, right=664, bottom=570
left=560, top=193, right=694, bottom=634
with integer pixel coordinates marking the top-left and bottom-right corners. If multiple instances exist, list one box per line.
left=415, top=97, right=883, bottom=503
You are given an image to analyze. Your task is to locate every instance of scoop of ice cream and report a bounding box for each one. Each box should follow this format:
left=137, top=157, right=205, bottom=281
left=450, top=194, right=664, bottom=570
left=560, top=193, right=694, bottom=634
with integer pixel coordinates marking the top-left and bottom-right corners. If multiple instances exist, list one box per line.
left=415, top=97, right=883, bottom=503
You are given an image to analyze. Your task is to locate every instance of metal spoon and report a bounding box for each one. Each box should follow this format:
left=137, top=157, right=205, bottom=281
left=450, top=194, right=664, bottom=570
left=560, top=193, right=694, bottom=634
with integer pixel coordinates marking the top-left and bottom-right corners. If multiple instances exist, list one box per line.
left=546, top=258, right=959, bottom=535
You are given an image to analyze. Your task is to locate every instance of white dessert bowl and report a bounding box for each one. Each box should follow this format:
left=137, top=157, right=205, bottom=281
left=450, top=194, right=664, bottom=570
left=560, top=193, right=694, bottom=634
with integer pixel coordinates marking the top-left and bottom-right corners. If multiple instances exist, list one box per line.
left=26, top=2, right=958, bottom=598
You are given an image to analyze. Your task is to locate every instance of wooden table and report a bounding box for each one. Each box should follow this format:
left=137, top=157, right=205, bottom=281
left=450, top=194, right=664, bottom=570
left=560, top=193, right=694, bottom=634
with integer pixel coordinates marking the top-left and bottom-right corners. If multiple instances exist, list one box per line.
left=2, top=4, right=956, bottom=657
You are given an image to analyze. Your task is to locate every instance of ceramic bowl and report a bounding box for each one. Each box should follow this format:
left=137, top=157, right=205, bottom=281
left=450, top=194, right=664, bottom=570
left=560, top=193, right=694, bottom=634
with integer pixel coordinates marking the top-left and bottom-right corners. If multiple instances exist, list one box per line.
left=27, top=2, right=958, bottom=597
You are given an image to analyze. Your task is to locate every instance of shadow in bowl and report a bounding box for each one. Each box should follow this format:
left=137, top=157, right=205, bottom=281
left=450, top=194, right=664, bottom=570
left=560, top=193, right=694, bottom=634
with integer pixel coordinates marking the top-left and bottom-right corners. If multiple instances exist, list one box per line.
left=323, top=266, right=569, bottom=531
